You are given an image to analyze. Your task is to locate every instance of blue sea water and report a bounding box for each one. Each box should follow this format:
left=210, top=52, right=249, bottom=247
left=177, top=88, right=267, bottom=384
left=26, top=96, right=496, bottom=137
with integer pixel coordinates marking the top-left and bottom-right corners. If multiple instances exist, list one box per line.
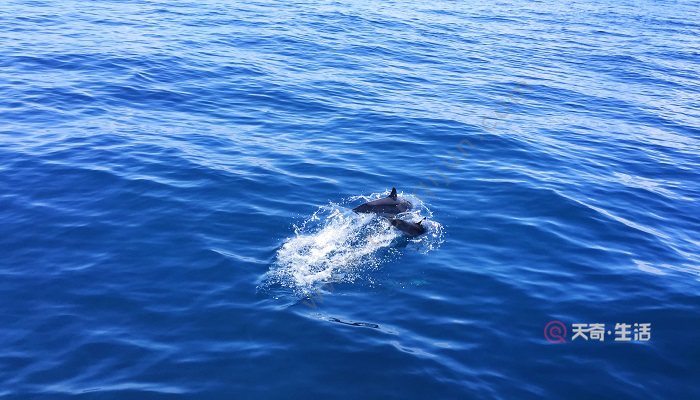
left=1, top=0, right=699, bottom=398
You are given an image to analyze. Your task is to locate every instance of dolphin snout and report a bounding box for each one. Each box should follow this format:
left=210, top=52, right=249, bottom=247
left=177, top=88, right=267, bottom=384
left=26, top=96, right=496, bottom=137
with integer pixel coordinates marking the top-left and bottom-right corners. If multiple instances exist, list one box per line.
left=352, top=204, right=371, bottom=213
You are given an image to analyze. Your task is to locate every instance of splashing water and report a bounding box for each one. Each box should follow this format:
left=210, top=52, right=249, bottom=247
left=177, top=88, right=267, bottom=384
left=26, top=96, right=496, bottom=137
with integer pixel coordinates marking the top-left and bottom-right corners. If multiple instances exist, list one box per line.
left=261, top=190, right=444, bottom=296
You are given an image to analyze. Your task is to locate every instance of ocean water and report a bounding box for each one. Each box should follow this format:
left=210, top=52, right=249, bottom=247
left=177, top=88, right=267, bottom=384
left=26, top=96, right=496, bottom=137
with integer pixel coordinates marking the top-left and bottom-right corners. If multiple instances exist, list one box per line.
left=1, top=0, right=699, bottom=398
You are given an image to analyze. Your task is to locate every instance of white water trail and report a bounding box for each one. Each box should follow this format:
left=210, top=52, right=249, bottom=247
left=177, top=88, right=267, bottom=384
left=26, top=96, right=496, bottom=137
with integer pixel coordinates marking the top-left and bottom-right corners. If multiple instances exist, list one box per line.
left=261, top=190, right=443, bottom=296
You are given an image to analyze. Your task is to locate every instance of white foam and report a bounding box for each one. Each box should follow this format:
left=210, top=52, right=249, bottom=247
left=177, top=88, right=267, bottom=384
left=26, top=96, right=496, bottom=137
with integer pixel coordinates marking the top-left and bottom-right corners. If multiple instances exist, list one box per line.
left=261, top=190, right=444, bottom=295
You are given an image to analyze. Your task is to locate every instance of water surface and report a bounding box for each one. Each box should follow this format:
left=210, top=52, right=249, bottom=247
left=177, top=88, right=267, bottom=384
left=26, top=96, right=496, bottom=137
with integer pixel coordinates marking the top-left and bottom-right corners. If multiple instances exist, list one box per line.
left=1, top=0, right=699, bottom=398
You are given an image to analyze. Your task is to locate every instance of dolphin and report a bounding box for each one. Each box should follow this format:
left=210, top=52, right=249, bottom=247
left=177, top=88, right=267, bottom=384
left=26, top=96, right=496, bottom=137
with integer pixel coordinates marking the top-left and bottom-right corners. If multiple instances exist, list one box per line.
left=352, top=187, right=412, bottom=218
left=352, top=187, right=427, bottom=237
left=390, top=218, right=426, bottom=237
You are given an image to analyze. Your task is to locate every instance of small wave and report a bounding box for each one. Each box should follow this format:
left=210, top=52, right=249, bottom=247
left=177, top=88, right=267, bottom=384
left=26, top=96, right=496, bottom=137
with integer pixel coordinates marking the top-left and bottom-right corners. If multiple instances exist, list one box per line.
left=260, top=190, right=444, bottom=296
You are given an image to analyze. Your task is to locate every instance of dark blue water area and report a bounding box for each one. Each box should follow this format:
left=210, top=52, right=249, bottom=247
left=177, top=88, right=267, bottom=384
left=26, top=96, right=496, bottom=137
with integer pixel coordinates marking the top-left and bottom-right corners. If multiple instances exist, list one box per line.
left=1, top=0, right=699, bottom=398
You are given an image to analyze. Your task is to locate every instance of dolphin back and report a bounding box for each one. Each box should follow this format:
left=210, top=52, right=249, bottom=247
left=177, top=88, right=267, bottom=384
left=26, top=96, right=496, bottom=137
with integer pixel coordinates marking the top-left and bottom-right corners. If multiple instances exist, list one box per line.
left=352, top=187, right=411, bottom=216
left=351, top=187, right=426, bottom=237
left=390, top=218, right=426, bottom=237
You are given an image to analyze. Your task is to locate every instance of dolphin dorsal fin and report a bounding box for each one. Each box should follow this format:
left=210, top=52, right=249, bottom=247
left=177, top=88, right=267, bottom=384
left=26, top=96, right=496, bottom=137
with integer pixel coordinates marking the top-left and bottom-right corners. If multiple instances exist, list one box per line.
left=389, top=187, right=397, bottom=200
left=417, top=217, right=426, bottom=225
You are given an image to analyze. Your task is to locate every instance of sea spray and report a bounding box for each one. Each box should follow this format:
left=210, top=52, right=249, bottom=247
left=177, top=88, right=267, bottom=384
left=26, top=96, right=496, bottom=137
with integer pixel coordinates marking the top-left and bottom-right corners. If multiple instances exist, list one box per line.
left=261, top=191, right=444, bottom=296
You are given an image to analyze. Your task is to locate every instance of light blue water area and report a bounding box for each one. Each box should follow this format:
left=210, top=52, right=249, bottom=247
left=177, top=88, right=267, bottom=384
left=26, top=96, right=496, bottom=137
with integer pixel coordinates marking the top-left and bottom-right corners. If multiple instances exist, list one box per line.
left=1, top=0, right=699, bottom=398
